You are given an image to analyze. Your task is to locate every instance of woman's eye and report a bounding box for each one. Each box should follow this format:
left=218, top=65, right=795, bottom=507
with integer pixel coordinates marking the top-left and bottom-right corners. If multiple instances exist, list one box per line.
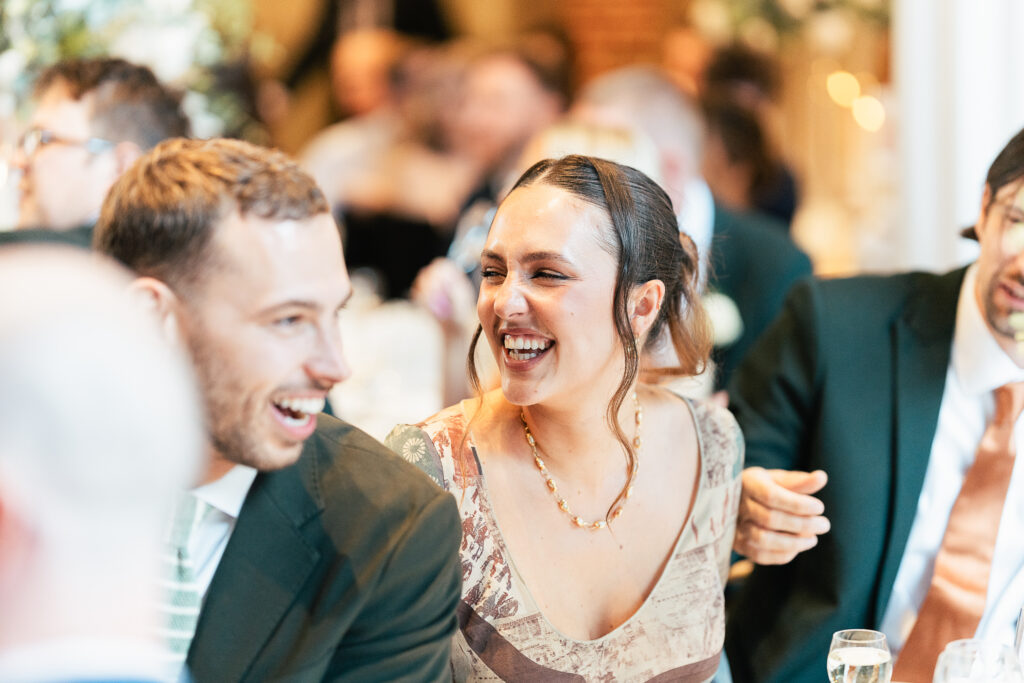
left=481, top=268, right=505, bottom=279
left=533, top=270, right=567, bottom=280
left=274, top=316, right=303, bottom=328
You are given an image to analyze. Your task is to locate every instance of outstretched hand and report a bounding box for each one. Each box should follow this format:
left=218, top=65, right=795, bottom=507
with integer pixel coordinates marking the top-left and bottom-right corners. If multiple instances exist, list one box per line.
left=410, top=257, right=476, bottom=334
left=734, top=467, right=830, bottom=565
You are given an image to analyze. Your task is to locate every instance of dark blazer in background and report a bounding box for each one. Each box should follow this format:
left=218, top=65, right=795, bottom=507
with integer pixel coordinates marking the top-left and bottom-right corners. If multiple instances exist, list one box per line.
left=708, top=204, right=813, bottom=390
left=0, top=224, right=94, bottom=249
left=724, top=268, right=966, bottom=683
left=187, top=414, right=462, bottom=682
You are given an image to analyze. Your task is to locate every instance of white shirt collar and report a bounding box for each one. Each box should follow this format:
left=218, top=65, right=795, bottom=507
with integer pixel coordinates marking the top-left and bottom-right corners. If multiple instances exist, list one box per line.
left=953, top=264, right=1024, bottom=396
left=676, top=178, right=714, bottom=259
left=192, top=464, right=257, bottom=519
left=676, top=178, right=715, bottom=288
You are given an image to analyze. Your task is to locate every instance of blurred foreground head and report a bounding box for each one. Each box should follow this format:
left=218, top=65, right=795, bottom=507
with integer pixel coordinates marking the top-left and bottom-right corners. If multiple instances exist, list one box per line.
left=0, top=247, right=202, bottom=658
left=95, top=138, right=351, bottom=477
left=14, top=57, right=189, bottom=231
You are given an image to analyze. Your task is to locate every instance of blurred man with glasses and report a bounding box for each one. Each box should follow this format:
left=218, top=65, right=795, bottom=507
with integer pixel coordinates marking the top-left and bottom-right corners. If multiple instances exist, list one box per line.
left=3, top=57, right=189, bottom=247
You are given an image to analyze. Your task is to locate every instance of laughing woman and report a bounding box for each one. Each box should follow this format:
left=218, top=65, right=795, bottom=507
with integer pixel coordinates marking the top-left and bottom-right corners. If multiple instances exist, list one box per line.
left=387, top=155, right=743, bottom=681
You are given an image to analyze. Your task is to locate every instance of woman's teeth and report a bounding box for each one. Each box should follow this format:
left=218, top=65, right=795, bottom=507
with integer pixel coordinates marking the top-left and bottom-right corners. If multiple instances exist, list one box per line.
left=503, top=335, right=551, bottom=360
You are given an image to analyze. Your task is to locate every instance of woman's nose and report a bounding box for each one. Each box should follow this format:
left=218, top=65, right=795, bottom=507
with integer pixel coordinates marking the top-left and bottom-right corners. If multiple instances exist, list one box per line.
left=492, top=274, right=528, bottom=319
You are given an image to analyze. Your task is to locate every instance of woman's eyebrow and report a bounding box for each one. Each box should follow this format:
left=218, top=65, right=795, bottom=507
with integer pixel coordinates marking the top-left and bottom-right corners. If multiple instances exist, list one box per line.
left=480, top=250, right=576, bottom=266
left=520, top=251, right=574, bottom=265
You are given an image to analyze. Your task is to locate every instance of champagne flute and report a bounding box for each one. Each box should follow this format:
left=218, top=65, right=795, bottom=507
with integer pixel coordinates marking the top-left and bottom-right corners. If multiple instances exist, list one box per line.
left=933, top=639, right=1023, bottom=683
left=827, top=629, right=892, bottom=683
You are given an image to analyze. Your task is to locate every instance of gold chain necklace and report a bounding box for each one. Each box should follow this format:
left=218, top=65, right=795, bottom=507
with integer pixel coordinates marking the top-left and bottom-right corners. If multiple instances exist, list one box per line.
left=520, top=392, right=641, bottom=531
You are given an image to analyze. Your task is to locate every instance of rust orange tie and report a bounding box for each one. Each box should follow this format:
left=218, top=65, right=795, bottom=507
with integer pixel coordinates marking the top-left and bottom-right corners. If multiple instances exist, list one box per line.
left=893, top=382, right=1024, bottom=683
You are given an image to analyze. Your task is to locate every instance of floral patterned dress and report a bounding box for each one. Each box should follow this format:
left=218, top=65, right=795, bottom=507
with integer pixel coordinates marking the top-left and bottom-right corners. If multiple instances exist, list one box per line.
left=386, top=396, right=743, bottom=682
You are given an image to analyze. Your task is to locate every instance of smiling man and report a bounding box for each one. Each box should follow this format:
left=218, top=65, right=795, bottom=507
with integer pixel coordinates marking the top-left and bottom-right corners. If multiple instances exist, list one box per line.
left=4, top=58, right=188, bottom=248
left=726, top=127, right=1024, bottom=683
left=94, top=138, right=461, bottom=682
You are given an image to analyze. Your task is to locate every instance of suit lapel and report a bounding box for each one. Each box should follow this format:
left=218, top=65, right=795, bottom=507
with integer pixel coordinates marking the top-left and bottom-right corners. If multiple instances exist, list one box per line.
left=873, top=267, right=966, bottom=623
left=187, top=440, right=326, bottom=681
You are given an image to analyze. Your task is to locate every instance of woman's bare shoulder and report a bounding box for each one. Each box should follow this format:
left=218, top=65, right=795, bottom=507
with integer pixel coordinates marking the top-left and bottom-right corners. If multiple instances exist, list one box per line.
left=457, top=390, right=520, bottom=455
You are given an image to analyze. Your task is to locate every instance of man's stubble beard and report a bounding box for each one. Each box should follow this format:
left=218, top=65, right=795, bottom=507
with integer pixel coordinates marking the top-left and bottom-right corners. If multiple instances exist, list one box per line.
left=187, top=329, right=282, bottom=472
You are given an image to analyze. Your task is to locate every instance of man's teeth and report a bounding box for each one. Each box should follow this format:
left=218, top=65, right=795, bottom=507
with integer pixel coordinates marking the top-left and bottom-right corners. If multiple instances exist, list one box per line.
left=275, top=397, right=326, bottom=416
left=279, top=412, right=311, bottom=427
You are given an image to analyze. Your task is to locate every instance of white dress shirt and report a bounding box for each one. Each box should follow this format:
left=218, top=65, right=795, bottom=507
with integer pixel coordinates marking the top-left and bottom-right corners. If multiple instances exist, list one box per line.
left=880, top=264, right=1024, bottom=653
left=189, top=464, right=258, bottom=601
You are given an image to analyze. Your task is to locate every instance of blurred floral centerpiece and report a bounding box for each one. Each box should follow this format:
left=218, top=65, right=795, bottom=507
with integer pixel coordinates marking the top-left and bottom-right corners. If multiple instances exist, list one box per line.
left=0, top=0, right=264, bottom=138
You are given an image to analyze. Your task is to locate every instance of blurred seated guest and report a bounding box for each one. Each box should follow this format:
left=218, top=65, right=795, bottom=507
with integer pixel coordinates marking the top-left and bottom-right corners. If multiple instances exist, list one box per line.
left=4, top=57, right=189, bottom=248
left=448, top=32, right=572, bottom=214
left=703, top=43, right=799, bottom=226
left=414, top=120, right=666, bottom=406
left=332, top=28, right=415, bottom=119
left=95, top=138, right=462, bottom=682
left=519, top=121, right=663, bottom=185
left=574, top=66, right=713, bottom=274
left=263, top=0, right=451, bottom=127
left=0, top=246, right=203, bottom=682
left=574, top=65, right=811, bottom=390
left=701, top=95, right=788, bottom=230
left=388, top=156, right=742, bottom=680
left=301, top=32, right=445, bottom=205
left=302, top=41, right=479, bottom=298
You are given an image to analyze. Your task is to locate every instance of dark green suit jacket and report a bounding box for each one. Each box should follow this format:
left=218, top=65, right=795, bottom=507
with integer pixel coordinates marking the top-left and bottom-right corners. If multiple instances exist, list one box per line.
left=724, top=267, right=966, bottom=683
left=708, top=205, right=812, bottom=390
left=187, top=415, right=462, bottom=682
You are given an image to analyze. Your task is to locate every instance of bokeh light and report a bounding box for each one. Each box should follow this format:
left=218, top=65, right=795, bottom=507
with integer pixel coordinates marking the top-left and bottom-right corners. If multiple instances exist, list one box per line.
left=826, top=70, right=860, bottom=108
left=852, top=95, right=885, bottom=132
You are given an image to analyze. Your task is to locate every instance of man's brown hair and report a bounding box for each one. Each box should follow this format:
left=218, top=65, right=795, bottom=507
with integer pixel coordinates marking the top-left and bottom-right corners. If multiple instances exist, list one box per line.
left=94, top=138, right=330, bottom=291
left=36, top=57, right=190, bottom=149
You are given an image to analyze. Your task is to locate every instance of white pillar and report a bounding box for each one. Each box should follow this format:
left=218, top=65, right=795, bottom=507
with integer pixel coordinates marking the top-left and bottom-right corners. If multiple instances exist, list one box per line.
left=894, top=0, right=1024, bottom=272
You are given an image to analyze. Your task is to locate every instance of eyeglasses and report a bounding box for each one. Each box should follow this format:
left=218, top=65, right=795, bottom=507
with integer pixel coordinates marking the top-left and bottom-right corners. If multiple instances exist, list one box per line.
left=17, top=128, right=115, bottom=157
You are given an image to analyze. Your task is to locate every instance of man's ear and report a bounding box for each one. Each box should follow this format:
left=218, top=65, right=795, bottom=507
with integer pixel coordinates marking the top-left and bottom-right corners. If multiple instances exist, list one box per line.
left=974, top=183, right=993, bottom=242
left=112, top=141, right=143, bottom=176
left=129, top=277, right=184, bottom=346
left=629, top=279, right=666, bottom=339
left=660, top=154, right=685, bottom=202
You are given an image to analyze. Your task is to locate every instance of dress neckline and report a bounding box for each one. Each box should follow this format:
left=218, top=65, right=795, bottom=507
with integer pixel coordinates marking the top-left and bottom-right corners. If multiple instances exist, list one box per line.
left=457, top=392, right=707, bottom=645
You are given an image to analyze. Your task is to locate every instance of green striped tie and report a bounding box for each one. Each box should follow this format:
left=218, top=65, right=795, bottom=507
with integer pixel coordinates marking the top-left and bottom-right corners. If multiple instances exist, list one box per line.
left=159, top=493, right=209, bottom=676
